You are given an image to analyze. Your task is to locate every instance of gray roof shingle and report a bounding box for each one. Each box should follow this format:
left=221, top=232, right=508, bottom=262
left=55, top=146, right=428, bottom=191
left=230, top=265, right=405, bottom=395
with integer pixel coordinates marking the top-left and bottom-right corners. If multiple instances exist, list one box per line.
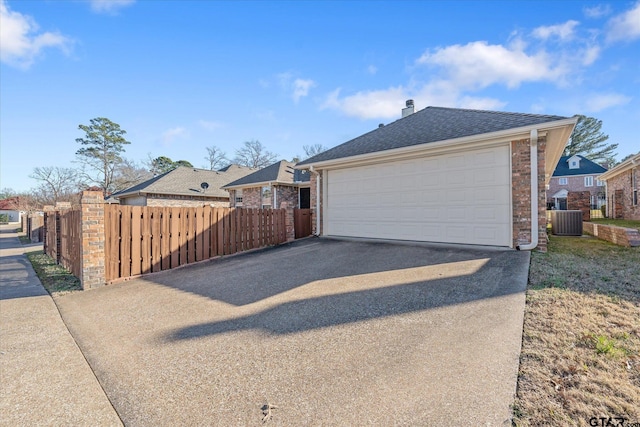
left=223, top=160, right=310, bottom=188
left=111, top=165, right=256, bottom=199
left=297, top=106, right=572, bottom=165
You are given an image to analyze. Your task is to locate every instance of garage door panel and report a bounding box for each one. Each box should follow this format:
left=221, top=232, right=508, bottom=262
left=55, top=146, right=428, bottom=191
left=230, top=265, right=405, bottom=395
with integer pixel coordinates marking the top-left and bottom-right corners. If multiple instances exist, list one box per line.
left=325, top=145, right=511, bottom=246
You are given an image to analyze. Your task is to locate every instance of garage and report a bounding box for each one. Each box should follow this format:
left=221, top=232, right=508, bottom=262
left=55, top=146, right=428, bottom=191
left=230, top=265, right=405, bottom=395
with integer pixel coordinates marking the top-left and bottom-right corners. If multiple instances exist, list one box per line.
left=324, top=144, right=512, bottom=246
left=297, top=104, right=577, bottom=251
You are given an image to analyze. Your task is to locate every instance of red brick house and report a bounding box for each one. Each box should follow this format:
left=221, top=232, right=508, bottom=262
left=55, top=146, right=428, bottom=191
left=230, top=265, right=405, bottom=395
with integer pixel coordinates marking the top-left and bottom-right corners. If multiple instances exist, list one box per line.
left=546, top=154, right=607, bottom=210
left=223, top=160, right=311, bottom=210
left=296, top=102, right=577, bottom=251
left=598, top=153, right=640, bottom=220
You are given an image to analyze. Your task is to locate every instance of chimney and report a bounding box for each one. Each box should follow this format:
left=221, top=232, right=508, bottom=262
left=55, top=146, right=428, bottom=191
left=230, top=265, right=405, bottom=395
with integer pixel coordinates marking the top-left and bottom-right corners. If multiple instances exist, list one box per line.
left=402, top=99, right=415, bottom=118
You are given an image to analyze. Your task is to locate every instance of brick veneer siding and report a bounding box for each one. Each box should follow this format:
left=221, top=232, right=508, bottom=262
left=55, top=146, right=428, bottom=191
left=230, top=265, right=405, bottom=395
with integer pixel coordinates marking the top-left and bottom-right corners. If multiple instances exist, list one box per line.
left=275, top=186, right=299, bottom=240
left=511, top=136, right=547, bottom=252
left=606, top=167, right=639, bottom=220
left=238, top=187, right=263, bottom=208
left=80, top=190, right=106, bottom=289
left=547, top=175, right=605, bottom=207
left=583, top=222, right=640, bottom=247
left=145, top=194, right=229, bottom=208
left=567, top=191, right=591, bottom=222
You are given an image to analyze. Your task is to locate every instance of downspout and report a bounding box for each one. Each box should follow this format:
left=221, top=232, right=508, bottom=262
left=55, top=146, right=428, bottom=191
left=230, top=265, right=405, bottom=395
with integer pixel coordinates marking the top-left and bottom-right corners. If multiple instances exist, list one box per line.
left=273, top=183, right=277, bottom=209
left=310, top=166, right=321, bottom=236
left=517, top=129, right=539, bottom=251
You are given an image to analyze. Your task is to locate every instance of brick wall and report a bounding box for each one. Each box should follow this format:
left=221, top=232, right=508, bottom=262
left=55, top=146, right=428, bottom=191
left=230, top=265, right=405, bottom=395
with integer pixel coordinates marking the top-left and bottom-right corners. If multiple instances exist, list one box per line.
left=275, top=185, right=298, bottom=209
left=583, top=222, right=640, bottom=247
left=146, top=194, right=229, bottom=208
left=511, top=136, right=547, bottom=252
left=606, top=167, right=639, bottom=220
left=547, top=175, right=604, bottom=206
left=567, top=191, right=591, bottom=222
left=240, top=187, right=262, bottom=208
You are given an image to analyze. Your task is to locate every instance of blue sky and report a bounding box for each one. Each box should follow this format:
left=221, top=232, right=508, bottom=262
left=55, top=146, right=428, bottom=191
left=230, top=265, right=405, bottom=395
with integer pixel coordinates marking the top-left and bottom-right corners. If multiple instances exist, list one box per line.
left=1, top=0, right=639, bottom=192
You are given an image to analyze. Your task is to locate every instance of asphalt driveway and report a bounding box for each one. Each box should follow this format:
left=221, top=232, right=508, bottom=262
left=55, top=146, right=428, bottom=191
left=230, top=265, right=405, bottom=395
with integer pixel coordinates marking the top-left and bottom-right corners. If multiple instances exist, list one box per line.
left=55, top=238, right=530, bottom=426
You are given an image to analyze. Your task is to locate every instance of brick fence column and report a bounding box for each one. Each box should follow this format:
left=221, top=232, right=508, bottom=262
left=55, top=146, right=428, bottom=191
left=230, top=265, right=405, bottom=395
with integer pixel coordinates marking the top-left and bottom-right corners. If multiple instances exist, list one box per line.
left=80, top=190, right=106, bottom=289
left=280, top=202, right=295, bottom=241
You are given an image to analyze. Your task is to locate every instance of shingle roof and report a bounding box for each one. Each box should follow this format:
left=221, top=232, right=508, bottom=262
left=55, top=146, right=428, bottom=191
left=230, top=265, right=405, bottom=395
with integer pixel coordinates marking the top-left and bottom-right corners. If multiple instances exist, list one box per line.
left=111, top=165, right=256, bottom=199
left=223, top=160, right=310, bottom=188
left=552, top=155, right=607, bottom=177
left=297, top=106, right=572, bottom=165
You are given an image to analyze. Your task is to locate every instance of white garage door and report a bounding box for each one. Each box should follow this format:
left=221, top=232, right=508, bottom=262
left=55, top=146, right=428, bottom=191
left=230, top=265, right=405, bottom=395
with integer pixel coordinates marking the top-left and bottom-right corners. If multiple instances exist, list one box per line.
left=325, top=145, right=512, bottom=246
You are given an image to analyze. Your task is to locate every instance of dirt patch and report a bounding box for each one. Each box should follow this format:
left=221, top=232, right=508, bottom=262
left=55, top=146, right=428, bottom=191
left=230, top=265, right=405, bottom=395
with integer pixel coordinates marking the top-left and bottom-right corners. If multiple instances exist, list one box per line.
left=513, top=236, right=640, bottom=426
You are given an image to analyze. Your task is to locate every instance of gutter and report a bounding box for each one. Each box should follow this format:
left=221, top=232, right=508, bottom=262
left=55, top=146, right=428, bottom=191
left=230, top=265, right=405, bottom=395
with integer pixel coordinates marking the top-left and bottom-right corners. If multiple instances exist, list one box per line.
left=516, top=129, right=539, bottom=251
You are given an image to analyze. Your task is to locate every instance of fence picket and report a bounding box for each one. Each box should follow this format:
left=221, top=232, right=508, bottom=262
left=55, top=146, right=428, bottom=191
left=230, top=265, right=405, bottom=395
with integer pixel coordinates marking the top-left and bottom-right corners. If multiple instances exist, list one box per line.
left=161, top=208, right=170, bottom=271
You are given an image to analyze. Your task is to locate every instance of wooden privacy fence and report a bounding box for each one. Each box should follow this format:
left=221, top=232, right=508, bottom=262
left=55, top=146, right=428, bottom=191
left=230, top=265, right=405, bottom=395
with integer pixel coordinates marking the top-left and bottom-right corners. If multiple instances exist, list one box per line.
left=44, top=208, right=82, bottom=279
left=294, top=208, right=312, bottom=239
left=105, top=205, right=286, bottom=282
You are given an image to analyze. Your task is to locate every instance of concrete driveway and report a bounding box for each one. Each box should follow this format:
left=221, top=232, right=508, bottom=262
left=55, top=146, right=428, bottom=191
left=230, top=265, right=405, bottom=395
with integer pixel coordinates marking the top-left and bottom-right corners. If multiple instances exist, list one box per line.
left=55, top=238, right=530, bottom=426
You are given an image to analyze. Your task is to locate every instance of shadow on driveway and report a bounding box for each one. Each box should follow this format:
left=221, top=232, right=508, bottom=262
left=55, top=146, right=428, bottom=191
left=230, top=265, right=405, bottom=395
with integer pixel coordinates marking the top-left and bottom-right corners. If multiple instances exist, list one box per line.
left=166, top=240, right=525, bottom=339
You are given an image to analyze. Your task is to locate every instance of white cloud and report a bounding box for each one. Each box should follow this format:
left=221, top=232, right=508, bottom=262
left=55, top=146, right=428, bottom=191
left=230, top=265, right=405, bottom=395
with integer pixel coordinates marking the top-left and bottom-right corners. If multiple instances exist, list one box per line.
left=367, top=65, right=378, bottom=75
left=532, top=20, right=580, bottom=41
left=292, top=78, right=316, bottom=103
left=581, top=45, right=601, bottom=65
left=0, top=0, right=72, bottom=69
left=89, top=0, right=135, bottom=14
left=198, top=120, right=223, bottom=131
left=275, top=72, right=316, bottom=102
left=606, top=1, right=640, bottom=42
left=321, top=87, right=408, bottom=120
left=584, top=4, right=612, bottom=18
left=417, top=41, right=567, bottom=89
left=584, top=93, right=632, bottom=112
left=161, top=127, right=188, bottom=144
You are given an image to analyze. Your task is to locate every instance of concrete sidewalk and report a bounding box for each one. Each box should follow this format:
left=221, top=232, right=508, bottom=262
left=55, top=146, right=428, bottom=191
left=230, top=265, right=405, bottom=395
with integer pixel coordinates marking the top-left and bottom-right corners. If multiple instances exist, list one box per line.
left=0, top=225, right=121, bottom=426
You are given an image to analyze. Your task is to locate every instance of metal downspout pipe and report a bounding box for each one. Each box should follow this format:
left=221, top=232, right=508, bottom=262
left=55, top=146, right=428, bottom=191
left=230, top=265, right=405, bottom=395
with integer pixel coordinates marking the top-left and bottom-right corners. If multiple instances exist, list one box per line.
left=516, top=129, right=539, bottom=251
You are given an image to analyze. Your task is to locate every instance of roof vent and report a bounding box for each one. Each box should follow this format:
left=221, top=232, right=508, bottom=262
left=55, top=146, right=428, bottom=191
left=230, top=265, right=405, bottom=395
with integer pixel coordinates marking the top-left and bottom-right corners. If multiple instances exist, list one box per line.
left=402, top=99, right=415, bottom=118
left=378, top=123, right=384, bottom=128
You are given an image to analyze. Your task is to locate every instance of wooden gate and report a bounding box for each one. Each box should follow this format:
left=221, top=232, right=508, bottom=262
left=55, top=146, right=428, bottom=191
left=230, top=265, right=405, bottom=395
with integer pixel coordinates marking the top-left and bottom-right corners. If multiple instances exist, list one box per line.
left=294, top=208, right=312, bottom=239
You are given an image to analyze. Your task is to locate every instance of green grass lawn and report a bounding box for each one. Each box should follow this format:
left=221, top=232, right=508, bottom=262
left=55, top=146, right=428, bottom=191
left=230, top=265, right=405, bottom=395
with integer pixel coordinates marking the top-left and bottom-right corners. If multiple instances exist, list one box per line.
left=590, top=218, right=640, bottom=232
left=513, top=235, right=639, bottom=425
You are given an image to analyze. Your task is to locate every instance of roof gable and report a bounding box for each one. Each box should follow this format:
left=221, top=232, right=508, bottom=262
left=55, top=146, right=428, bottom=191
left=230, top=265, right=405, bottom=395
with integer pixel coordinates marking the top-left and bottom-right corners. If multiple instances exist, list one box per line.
left=297, top=106, right=571, bottom=166
left=111, top=165, right=256, bottom=199
left=552, top=155, right=607, bottom=177
left=224, top=160, right=310, bottom=188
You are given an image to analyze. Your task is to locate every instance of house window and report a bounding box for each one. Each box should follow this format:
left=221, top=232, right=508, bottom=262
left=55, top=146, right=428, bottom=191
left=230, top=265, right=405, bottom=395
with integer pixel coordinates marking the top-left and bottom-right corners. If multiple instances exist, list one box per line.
left=262, top=185, right=272, bottom=208
left=235, top=189, right=243, bottom=207
left=559, top=177, right=568, bottom=185
left=596, top=179, right=604, bottom=187
left=584, top=176, right=593, bottom=187
left=634, top=189, right=638, bottom=206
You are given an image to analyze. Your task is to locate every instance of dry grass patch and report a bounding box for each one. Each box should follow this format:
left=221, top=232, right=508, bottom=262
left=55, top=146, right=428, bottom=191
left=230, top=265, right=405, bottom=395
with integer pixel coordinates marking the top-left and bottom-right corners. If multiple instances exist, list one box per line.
left=513, top=236, right=640, bottom=426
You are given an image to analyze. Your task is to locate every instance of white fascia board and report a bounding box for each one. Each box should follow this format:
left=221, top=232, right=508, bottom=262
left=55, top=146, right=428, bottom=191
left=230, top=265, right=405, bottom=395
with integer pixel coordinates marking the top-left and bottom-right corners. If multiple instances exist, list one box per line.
left=598, top=154, right=640, bottom=181
left=295, top=118, right=576, bottom=171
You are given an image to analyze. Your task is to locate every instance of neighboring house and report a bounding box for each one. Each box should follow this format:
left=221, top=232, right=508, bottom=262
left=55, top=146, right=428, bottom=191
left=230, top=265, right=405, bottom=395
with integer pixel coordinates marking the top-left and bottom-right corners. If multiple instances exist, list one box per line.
left=0, top=197, right=23, bottom=223
left=296, top=102, right=577, bottom=251
left=109, top=165, right=256, bottom=207
left=598, top=153, right=640, bottom=220
left=223, top=160, right=311, bottom=209
left=547, top=154, right=607, bottom=210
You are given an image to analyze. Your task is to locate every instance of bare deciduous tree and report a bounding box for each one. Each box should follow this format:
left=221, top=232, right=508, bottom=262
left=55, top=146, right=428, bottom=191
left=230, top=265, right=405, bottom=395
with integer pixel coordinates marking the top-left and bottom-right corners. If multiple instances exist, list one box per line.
left=303, top=143, right=328, bottom=159
left=29, top=166, right=80, bottom=205
left=233, top=140, right=278, bottom=169
left=204, top=145, right=228, bottom=170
